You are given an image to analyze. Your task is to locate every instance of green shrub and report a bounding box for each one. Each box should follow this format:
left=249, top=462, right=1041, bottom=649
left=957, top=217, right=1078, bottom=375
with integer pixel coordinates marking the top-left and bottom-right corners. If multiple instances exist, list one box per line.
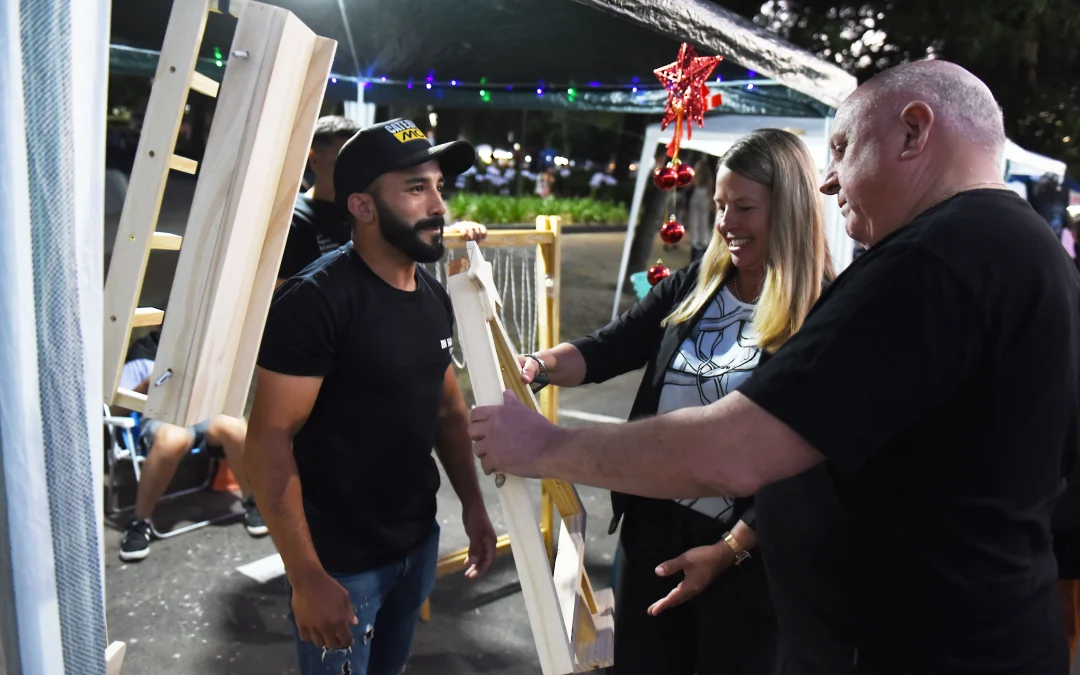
left=448, top=194, right=628, bottom=225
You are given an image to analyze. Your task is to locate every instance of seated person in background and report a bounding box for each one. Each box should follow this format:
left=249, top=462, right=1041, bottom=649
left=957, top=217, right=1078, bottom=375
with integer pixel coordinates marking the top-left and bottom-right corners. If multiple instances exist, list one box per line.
left=114, top=329, right=267, bottom=562
left=277, top=115, right=489, bottom=287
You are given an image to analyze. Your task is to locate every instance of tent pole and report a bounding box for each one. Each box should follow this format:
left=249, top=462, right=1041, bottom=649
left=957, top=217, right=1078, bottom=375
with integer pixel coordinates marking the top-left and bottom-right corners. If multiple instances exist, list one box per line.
left=612, top=130, right=657, bottom=319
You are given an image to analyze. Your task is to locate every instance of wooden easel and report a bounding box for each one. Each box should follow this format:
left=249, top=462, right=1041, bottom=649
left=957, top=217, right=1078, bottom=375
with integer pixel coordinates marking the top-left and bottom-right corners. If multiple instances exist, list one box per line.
left=102, top=0, right=336, bottom=426
left=447, top=241, right=615, bottom=674
left=100, top=0, right=335, bottom=668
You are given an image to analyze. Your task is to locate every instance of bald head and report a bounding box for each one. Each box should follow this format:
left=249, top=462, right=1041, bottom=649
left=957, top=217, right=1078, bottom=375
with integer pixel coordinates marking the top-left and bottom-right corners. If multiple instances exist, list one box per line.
left=821, top=60, right=1008, bottom=247
left=858, top=60, right=1006, bottom=159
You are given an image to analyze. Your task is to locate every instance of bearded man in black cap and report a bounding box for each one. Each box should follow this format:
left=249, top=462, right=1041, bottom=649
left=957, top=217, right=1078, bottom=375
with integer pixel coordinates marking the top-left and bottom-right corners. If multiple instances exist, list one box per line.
left=245, top=118, right=497, bottom=675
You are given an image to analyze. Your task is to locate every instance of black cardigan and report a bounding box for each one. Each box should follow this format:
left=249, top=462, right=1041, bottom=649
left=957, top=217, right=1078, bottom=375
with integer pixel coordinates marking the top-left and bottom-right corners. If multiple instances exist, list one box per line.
left=569, top=260, right=764, bottom=535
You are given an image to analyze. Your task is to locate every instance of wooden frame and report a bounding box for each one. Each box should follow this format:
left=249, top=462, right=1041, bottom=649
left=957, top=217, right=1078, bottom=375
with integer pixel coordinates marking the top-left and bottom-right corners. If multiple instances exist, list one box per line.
left=446, top=240, right=614, bottom=674
left=423, top=216, right=562, bottom=621
left=101, top=0, right=336, bottom=427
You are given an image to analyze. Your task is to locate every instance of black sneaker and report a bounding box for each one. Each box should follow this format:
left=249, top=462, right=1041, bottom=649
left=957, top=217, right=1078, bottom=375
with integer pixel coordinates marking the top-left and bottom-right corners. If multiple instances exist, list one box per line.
left=243, top=498, right=268, bottom=537
left=119, top=518, right=152, bottom=562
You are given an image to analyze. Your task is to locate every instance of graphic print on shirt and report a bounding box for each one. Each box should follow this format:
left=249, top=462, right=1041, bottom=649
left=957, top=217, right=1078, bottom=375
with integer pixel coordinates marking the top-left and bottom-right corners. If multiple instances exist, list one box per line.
left=655, top=287, right=761, bottom=521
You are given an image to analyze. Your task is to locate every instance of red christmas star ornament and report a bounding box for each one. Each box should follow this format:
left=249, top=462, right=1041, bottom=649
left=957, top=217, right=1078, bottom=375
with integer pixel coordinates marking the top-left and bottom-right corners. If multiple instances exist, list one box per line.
left=654, top=43, right=724, bottom=160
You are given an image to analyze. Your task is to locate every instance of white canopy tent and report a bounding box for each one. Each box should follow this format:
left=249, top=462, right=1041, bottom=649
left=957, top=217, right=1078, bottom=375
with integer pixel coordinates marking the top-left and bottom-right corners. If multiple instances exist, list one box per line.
left=613, top=114, right=853, bottom=319
left=1003, top=139, right=1068, bottom=180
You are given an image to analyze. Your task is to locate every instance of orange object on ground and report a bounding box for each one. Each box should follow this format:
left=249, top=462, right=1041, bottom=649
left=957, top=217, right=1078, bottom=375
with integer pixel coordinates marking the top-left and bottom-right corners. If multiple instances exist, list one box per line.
left=212, top=460, right=241, bottom=492
left=1059, top=579, right=1080, bottom=663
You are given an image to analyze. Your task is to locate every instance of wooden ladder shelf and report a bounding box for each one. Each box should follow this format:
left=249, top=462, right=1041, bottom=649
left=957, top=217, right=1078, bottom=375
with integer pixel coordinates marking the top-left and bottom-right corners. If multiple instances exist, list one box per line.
left=102, top=0, right=336, bottom=427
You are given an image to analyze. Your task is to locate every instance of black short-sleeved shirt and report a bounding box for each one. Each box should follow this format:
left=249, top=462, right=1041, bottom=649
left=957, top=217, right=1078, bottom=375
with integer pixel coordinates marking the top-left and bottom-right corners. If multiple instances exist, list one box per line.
left=277, top=194, right=351, bottom=280
left=258, top=242, right=454, bottom=574
left=739, top=189, right=1080, bottom=674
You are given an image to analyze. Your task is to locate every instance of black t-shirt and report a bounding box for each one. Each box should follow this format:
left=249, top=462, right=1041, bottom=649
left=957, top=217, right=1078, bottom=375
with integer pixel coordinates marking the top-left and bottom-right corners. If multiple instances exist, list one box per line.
left=278, top=194, right=351, bottom=280
left=739, top=189, right=1080, bottom=674
left=257, top=242, right=454, bottom=574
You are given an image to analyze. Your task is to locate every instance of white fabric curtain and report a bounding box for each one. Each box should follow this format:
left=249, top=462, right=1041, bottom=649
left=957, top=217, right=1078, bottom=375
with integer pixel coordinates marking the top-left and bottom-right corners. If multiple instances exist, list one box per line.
left=0, top=0, right=109, bottom=672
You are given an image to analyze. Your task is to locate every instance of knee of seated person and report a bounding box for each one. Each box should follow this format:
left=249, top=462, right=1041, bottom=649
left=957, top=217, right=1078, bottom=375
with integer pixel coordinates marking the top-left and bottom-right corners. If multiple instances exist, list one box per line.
left=208, top=415, right=245, bottom=443
left=151, top=423, right=194, bottom=457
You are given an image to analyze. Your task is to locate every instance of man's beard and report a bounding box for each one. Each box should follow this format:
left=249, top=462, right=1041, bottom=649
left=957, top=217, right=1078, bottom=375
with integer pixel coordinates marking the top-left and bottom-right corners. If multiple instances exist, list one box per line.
left=374, top=195, right=445, bottom=263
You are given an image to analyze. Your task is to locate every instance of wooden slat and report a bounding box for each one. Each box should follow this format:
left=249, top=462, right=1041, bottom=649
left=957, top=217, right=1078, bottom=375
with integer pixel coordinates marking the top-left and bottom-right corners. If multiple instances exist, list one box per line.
left=114, top=388, right=147, bottom=414
left=105, top=641, right=127, bottom=675
left=132, top=307, right=165, bottom=327
left=146, top=4, right=317, bottom=426
left=436, top=533, right=512, bottom=577
left=444, top=228, right=555, bottom=250
left=102, top=0, right=212, bottom=407
left=189, top=71, right=220, bottom=98
left=150, top=231, right=183, bottom=250
left=222, top=34, right=336, bottom=416
left=169, top=154, right=198, bottom=174
left=447, top=245, right=575, bottom=675
left=573, top=588, right=614, bottom=672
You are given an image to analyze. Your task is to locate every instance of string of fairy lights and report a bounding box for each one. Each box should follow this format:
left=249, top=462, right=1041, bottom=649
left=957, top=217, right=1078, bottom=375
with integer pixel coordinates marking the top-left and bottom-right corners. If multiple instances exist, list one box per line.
left=109, top=44, right=772, bottom=100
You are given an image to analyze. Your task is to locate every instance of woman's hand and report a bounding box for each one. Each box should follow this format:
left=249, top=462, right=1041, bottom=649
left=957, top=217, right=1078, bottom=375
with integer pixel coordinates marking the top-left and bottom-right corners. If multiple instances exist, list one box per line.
left=517, top=354, right=541, bottom=384
left=647, top=542, right=735, bottom=616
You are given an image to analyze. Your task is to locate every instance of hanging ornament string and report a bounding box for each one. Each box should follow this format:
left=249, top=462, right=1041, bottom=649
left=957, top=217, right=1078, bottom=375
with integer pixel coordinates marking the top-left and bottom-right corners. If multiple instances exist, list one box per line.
left=646, top=43, right=724, bottom=286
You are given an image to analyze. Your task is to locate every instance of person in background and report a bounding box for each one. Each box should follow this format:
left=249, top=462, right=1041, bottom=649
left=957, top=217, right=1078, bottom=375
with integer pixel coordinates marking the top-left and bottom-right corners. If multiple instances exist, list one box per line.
left=686, top=158, right=716, bottom=263
left=246, top=118, right=497, bottom=675
left=114, top=329, right=266, bottom=562
left=278, top=115, right=489, bottom=288
left=516, top=129, right=834, bottom=675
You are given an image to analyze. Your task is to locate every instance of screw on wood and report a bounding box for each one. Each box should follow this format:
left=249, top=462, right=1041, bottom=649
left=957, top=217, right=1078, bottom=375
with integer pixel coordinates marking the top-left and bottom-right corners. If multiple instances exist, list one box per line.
left=231, top=50, right=249, bottom=59
left=153, top=369, right=173, bottom=387
left=495, top=474, right=506, bottom=488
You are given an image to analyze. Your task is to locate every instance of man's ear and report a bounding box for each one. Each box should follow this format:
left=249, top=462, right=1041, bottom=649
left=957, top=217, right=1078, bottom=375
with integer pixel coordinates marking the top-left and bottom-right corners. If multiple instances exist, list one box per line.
left=348, top=192, right=376, bottom=223
left=898, top=101, right=934, bottom=160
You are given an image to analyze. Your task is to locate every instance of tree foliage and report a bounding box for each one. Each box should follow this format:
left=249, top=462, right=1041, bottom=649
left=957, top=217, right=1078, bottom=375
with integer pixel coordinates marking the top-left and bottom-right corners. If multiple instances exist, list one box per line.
left=715, top=0, right=1080, bottom=177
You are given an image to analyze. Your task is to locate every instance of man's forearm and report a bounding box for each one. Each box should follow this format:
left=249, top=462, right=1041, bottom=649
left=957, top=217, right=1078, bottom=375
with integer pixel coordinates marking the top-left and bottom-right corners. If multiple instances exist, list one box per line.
left=435, top=413, right=485, bottom=511
left=540, top=392, right=823, bottom=499
left=244, top=428, right=325, bottom=585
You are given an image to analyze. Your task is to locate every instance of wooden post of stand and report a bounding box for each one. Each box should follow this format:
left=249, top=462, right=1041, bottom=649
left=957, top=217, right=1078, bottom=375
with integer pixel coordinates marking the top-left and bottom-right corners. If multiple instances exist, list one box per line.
left=536, top=215, right=562, bottom=563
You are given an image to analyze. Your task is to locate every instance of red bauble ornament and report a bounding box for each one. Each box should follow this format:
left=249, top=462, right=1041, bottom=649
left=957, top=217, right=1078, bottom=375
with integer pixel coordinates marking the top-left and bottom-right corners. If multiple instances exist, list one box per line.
left=647, top=260, right=671, bottom=286
left=652, top=166, right=677, bottom=191
left=660, top=217, right=685, bottom=244
left=675, top=163, right=695, bottom=187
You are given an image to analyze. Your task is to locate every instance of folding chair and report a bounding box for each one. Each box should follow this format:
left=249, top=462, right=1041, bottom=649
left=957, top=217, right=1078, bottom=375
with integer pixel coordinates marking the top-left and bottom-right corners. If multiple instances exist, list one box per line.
left=103, top=403, right=237, bottom=539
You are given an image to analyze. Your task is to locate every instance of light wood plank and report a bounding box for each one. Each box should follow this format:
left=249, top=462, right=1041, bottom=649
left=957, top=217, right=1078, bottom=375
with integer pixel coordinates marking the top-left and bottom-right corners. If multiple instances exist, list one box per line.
left=150, top=231, right=183, bottom=250
left=222, top=35, right=336, bottom=416
left=114, top=388, right=147, bottom=414
left=444, top=228, right=555, bottom=250
left=102, top=0, right=212, bottom=407
left=189, top=71, right=220, bottom=98
left=574, top=588, right=614, bottom=671
left=169, top=154, right=198, bottom=174
left=132, top=307, right=165, bottom=327
left=105, top=641, right=127, bottom=675
left=146, top=5, right=317, bottom=426
left=447, top=244, right=575, bottom=675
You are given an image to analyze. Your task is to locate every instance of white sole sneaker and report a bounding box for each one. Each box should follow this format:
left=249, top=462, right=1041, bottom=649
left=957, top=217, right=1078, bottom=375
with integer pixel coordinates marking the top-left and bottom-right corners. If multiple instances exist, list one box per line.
left=245, top=523, right=269, bottom=537
left=119, top=547, right=149, bottom=562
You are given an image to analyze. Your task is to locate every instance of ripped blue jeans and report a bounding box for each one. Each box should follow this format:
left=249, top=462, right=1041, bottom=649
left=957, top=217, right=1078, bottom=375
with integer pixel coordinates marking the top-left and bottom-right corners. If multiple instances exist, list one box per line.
left=287, top=522, right=440, bottom=675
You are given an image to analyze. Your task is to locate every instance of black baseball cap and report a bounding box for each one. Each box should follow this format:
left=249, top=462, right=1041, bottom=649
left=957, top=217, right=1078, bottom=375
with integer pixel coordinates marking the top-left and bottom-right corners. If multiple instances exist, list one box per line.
left=333, top=118, right=476, bottom=212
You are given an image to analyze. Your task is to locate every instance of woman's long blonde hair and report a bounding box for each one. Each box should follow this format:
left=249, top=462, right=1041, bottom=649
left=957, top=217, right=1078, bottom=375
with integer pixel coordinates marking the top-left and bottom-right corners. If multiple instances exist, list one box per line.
left=663, top=129, right=834, bottom=353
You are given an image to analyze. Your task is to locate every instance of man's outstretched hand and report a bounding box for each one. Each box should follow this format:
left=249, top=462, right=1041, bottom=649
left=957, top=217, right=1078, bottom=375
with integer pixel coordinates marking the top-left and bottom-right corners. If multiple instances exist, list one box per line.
left=468, top=390, right=559, bottom=478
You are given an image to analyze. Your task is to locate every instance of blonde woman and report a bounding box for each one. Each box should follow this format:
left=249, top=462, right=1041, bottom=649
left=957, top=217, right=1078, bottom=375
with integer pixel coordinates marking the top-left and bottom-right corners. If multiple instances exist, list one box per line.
left=517, top=129, right=833, bottom=674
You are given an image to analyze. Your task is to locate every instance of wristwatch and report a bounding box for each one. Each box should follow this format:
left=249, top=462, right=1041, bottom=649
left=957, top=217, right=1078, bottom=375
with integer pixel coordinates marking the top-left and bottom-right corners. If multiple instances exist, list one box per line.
left=524, top=353, right=550, bottom=393
left=722, top=531, right=751, bottom=566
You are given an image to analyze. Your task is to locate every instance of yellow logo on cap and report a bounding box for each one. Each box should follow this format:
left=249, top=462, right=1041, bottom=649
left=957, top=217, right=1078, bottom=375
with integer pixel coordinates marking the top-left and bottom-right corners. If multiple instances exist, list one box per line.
left=385, top=120, right=426, bottom=143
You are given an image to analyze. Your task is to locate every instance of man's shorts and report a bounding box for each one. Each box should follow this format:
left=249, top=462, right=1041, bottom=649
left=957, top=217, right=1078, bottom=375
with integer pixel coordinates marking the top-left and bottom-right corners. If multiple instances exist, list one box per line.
left=136, top=418, right=223, bottom=459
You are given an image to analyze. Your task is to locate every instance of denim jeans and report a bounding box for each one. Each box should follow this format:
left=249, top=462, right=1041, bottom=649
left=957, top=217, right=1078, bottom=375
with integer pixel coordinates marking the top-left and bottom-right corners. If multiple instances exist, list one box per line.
left=288, top=522, right=440, bottom=675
